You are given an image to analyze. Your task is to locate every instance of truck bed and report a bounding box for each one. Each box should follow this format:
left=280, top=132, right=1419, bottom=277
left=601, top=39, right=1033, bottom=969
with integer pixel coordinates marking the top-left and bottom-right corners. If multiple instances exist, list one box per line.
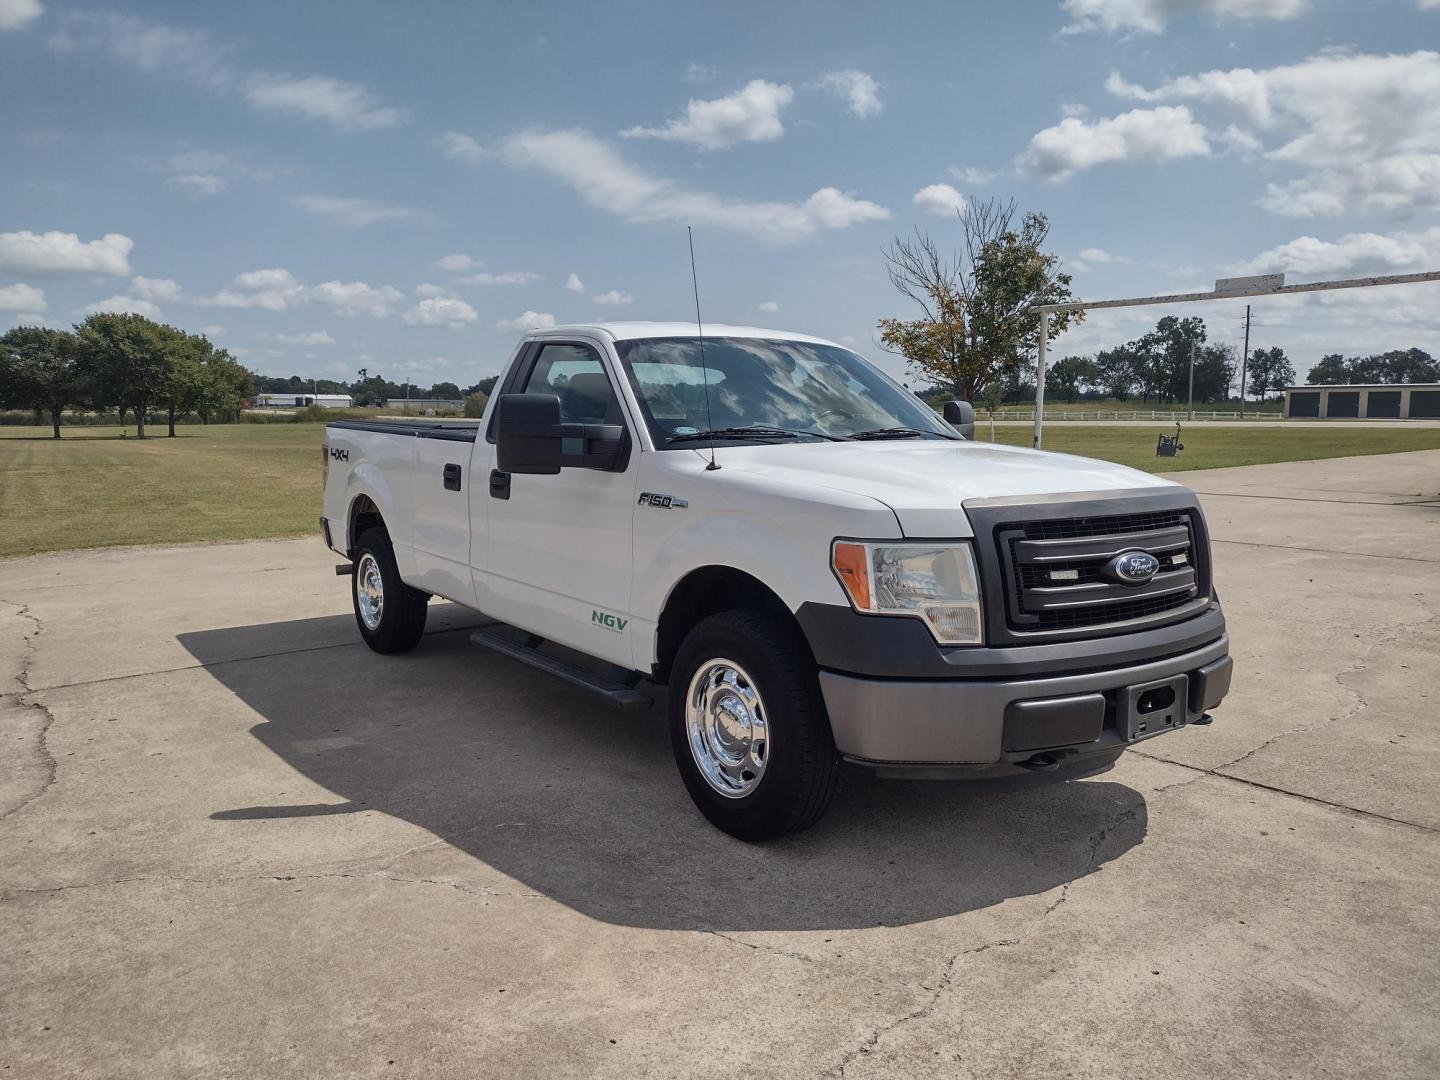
left=326, top=419, right=480, bottom=443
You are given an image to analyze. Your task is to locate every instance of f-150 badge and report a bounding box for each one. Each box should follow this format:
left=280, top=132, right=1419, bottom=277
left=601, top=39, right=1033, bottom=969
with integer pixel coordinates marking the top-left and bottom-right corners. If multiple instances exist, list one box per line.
left=638, top=492, right=688, bottom=509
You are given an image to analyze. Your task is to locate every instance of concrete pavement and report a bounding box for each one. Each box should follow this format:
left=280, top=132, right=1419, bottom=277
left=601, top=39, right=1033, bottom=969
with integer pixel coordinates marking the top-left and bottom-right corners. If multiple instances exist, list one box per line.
left=2, top=451, right=1437, bottom=1078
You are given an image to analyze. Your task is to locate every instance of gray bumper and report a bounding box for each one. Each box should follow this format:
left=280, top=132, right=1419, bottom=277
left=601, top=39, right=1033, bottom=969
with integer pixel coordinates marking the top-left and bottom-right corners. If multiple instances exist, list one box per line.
left=820, top=633, right=1231, bottom=769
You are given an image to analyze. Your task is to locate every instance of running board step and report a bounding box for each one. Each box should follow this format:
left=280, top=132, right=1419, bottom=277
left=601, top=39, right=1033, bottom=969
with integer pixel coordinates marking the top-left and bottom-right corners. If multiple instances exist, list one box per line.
left=469, top=627, right=652, bottom=711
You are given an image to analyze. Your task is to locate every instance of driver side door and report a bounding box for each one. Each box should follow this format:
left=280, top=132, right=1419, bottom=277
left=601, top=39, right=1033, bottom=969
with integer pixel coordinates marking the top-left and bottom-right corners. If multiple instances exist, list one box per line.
left=476, top=340, right=640, bottom=668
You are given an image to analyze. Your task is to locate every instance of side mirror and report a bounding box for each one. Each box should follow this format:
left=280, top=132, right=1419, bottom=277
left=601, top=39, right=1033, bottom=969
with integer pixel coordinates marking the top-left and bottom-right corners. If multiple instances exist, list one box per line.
left=495, top=393, right=627, bottom=475
left=943, top=400, right=975, bottom=440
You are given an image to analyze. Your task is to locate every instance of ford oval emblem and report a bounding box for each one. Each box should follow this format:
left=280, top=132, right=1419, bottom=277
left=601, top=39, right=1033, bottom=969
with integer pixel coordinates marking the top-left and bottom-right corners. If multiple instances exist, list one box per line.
left=1104, top=550, right=1161, bottom=586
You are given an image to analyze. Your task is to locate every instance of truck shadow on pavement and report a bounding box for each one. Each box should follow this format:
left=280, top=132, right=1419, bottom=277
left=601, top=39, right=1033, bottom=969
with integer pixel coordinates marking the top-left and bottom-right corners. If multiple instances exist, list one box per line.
left=179, top=610, right=1147, bottom=932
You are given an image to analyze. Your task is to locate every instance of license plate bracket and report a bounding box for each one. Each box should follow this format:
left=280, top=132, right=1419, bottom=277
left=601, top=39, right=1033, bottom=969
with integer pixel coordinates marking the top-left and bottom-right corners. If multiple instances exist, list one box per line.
left=1120, top=674, right=1189, bottom=742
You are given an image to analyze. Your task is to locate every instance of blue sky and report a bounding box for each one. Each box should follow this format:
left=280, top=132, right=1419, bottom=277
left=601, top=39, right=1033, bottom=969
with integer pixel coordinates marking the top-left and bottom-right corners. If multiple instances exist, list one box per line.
left=2, top=0, right=1438, bottom=390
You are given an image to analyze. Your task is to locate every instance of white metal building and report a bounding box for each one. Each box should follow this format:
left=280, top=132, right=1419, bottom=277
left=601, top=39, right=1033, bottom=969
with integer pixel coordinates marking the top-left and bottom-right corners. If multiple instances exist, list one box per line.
left=1282, top=384, right=1440, bottom=420
left=252, top=393, right=354, bottom=409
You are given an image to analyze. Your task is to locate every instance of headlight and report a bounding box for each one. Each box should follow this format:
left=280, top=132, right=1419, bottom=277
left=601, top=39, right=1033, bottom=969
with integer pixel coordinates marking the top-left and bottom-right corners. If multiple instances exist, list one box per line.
left=831, top=540, right=983, bottom=645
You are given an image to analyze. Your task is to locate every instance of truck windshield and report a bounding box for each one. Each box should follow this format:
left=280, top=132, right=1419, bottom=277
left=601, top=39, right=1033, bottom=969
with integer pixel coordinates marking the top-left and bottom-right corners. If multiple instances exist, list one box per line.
left=614, top=337, right=957, bottom=447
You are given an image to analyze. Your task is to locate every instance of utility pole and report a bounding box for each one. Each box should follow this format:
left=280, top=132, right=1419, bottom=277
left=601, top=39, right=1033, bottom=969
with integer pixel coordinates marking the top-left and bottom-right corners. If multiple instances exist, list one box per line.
left=1187, top=339, right=1196, bottom=420
left=1239, top=304, right=1251, bottom=419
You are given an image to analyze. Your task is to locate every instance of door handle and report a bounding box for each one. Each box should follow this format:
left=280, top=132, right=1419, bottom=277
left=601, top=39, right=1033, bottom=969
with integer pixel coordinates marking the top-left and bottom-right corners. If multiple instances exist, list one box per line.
left=443, top=463, right=462, bottom=491
left=489, top=469, right=510, bottom=500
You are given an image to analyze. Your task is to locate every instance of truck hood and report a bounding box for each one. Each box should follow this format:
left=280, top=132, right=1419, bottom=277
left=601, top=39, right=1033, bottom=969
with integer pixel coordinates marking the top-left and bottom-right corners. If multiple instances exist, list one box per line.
left=709, top=439, right=1177, bottom=536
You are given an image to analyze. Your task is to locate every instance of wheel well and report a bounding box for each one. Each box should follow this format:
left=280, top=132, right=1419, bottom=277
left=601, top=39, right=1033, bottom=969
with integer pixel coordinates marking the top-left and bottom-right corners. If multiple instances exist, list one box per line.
left=348, top=494, right=384, bottom=553
left=653, top=566, right=804, bottom=684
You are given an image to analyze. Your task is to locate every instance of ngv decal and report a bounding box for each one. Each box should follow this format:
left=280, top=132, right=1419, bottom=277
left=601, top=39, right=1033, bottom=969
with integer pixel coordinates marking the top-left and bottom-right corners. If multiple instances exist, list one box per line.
left=592, top=609, right=629, bottom=633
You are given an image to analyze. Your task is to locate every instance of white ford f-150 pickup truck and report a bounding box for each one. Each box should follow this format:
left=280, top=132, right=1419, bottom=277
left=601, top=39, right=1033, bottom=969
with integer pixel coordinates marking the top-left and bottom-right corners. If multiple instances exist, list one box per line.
left=321, top=322, right=1231, bottom=839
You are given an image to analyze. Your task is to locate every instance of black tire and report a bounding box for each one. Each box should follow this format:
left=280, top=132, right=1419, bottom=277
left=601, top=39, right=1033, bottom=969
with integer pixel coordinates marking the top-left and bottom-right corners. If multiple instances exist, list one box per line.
left=669, top=609, right=840, bottom=841
left=351, top=527, right=428, bottom=654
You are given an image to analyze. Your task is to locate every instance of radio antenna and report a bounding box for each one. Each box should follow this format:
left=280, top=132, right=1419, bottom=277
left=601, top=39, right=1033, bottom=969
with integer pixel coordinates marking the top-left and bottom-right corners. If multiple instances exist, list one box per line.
left=687, top=226, right=720, bottom=471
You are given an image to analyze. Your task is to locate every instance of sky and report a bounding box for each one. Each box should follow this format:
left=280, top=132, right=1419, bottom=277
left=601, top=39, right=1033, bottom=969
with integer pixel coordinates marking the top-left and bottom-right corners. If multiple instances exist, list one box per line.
left=2, top=0, right=1439, bottom=392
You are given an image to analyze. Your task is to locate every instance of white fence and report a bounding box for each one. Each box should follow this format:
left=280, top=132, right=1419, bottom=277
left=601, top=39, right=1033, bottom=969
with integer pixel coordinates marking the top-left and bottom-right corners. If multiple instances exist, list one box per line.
left=985, top=408, right=1283, bottom=422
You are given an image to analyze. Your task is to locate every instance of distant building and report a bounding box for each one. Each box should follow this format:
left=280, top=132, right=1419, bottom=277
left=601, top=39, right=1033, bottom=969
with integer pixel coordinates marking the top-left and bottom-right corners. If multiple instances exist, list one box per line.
left=382, top=398, right=465, bottom=414
left=1283, top=384, right=1440, bottom=420
left=253, top=393, right=354, bottom=409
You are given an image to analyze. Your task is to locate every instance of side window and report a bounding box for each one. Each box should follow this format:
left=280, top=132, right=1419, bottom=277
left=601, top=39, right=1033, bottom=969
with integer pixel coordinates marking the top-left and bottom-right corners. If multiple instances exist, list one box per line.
left=524, top=343, right=621, bottom=425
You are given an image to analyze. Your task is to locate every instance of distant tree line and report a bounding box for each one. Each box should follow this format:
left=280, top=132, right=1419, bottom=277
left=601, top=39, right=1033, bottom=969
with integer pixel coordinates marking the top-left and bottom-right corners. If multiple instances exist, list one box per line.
left=1305, top=349, right=1437, bottom=386
left=254, top=372, right=498, bottom=407
left=0, top=315, right=252, bottom=438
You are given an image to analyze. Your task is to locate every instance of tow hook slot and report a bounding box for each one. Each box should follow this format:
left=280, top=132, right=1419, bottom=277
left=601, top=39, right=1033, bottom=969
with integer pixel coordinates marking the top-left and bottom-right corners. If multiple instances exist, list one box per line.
left=1016, top=753, right=1061, bottom=773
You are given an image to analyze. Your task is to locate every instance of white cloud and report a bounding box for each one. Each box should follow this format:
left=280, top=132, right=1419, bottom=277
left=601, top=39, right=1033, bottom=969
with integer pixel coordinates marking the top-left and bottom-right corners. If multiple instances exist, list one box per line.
left=1062, top=0, right=1308, bottom=34
left=0, top=230, right=133, bottom=276
left=7, top=312, right=50, bottom=327
left=592, top=290, right=633, bottom=306
left=199, top=269, right=401, bottom=317
left=912, top=183, right=966, bottom=217
left=265, top=330, right=335, bottom=345
left=48, top=12, right=230, bottom=89
left=403, top=296, right=478, bottom=328
left=497, top=310, right=557, bottom=334
left=1018, top=106, right=1210, bottom=180
left=455, top=270, right=542, bottom=286
left=565, top=273, right=585, bottom=293
left=504, top=130, right=890, bottom=243
left=1219, top=124, right=1262, bottom=154
left=0, top=283, right=45, bottom=311
left=437, top=131, right=491, bottom=163
left=1069, top=247, right=1128, bottom=273
left=1106, top=51, right=1440, bottom=215
left=758, top=300, right=780, bottom=313
left=1, top=0, right=44, bottom=32
left=165, top=172, right=225, bottom=197
left=294, top=194, right=421, bottom=228
left=950, top=165, right=999, bottom=186
left=816, top=70, right=882, bottom=118
left=309, top=280, right=405, bottom=318
left=621, top=80, right=794, bottom=149
left=244, top=73, right=405, bottom=131
left=436, top=253, right=477, bottom=271
left=1229, top=226, right=1440, bottom=278
left=128, top=276, right=183, bottom=303
left=414, top=283, right=452, bottom=298
left=199, top=325, right=225, bottom=337
left=685, top=62, right=716, bottom=84
left=83, top=295, right=163, bottom=319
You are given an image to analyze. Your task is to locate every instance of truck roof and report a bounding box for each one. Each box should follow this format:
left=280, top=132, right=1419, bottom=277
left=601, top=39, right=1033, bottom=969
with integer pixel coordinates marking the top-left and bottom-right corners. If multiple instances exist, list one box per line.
left=529, top=322, right=842, bottom=347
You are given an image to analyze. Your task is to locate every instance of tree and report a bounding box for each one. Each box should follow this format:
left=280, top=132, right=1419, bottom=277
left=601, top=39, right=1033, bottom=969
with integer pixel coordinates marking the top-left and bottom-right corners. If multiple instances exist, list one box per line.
left=463, top=390, right=489, bottom=418
left=877, top=198, right=1081, bottom=401
left=430, top=381, right=462, bottom=400
left=1094, top=342, right=1140, bottom=401
left=1307, top=354, right=1352, bottom=385
left=1379, top=348, right=1438, bottom=383
left=1247, top=346, right=1295, bottom=401
left=1048, top=355, right=1097, bottom=403
left=74, top=313, right=176, bottom=438
left=0, top=326, right=83, bottom=438
left=463, top=375, right=500, bottom=399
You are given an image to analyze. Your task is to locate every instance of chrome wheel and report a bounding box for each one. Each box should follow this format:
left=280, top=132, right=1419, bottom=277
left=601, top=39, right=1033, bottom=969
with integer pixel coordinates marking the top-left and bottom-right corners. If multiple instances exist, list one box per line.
left=685, top=658, right=769, bottom=799
left=356, top=552, right=384, bottom=631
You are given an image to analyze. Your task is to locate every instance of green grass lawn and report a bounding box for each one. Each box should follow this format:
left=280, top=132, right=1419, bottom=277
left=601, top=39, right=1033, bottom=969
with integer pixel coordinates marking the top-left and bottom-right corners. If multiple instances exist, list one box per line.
left=2, top=421, right=1439, bottom=559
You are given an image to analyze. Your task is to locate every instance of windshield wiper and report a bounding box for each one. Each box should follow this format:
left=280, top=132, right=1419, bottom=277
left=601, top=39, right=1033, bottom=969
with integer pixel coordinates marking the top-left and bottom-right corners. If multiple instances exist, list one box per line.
left=849, top=426, right=946, bottom=441
left=667, top=426, right=844, bottom=444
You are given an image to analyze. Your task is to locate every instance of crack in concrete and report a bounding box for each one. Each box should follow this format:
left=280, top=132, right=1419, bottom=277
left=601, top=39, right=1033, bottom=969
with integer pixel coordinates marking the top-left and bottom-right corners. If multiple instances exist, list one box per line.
left=0, top=599, right=59, bottom=823
left=827, top=799, right=1141, bottom=1077
left=2, top=869, right=548, bottom=903
left=1136, top=592, right=1438, bottom=833
left=0, top=620, right=489, bottom=699
left=695, top=928, right=817, bottom=964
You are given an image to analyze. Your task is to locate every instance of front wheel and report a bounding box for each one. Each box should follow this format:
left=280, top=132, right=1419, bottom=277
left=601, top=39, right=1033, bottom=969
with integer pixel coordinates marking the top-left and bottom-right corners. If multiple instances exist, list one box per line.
left=351, top=527, right=428, bottom=653
left=669, top=610, right=839, bottom=840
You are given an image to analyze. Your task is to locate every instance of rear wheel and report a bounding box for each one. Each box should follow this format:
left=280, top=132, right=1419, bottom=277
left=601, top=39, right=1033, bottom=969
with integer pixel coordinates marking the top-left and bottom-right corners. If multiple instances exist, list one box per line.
left=669, top=609, right=839, bottom=840
left=351, top=527, right=428, bottom=653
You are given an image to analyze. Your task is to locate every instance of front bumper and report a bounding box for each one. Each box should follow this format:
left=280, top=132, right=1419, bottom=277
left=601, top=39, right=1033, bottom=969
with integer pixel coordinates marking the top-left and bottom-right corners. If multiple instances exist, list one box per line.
left=819, top=631, right=1231, bottom=774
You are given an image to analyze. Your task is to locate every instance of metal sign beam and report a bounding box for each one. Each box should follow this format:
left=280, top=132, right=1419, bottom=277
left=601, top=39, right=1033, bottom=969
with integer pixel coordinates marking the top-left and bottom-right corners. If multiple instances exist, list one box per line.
left=1029, top=269, right=1440, bottom=448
